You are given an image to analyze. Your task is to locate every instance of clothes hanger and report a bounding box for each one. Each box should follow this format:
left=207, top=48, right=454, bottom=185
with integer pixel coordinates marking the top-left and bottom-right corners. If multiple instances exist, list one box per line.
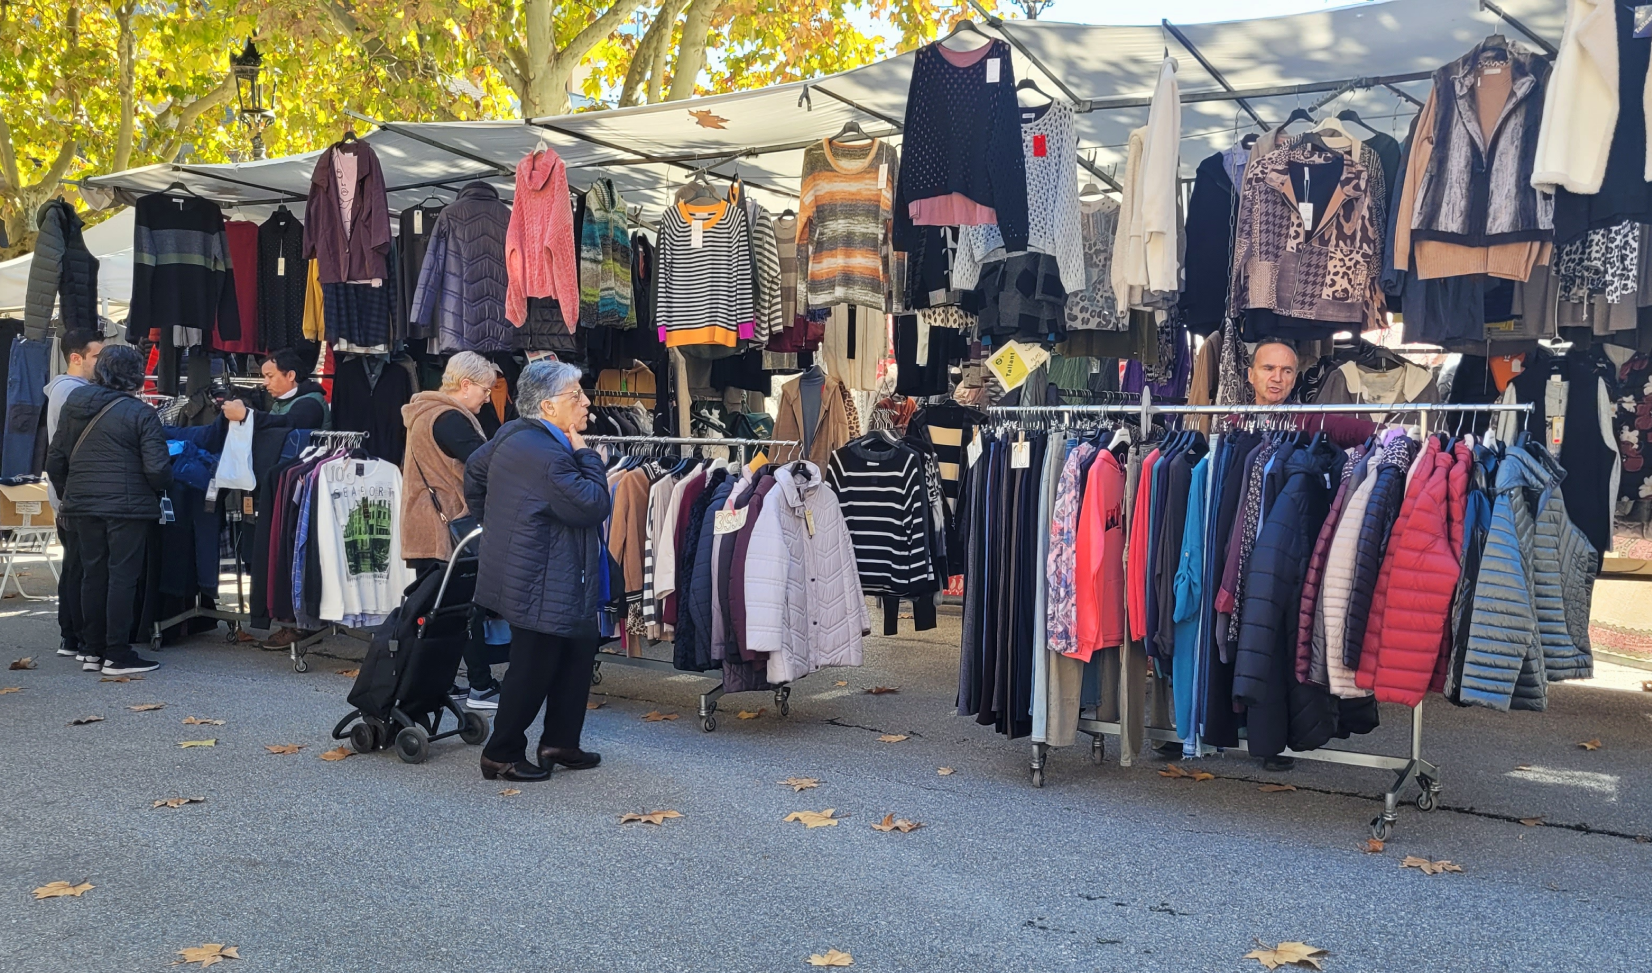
left=1015, top=77, right=1054, bottom=108
left=829, top=121, right=875, bottom=145
left=939, top=18, right=994, bottom=52
left=1336, top=108, right=1379, bottom=136
left=161, top=180, right=202, bottom=198
left=340, top=128, right=359, bottom=144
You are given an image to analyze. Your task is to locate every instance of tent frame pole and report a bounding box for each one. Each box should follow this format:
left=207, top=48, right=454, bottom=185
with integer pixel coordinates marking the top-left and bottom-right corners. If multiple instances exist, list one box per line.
left=343, top=109, right=515, bottom=175
left=1160, top=19, right=1269, bottom=130
left=527, top=118, right=799, bottom=199
left=964, top=0, right=1086, bottom=106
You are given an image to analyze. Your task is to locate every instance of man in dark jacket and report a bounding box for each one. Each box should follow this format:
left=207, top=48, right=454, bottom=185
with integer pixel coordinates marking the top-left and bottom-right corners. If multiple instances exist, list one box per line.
left=45, top=345, right=172, bottom=675
left=1246, top=339, right=1378, bottom=448
left=472, top=360, right=611, bottom=783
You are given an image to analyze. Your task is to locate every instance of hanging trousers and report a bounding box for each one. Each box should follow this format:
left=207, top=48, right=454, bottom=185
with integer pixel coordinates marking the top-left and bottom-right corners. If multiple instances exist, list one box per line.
left=76, top=517, right=150, bottom=665
left=56, top=520, right=84, bottom=652
left=482, top=627, right=599, bottom=763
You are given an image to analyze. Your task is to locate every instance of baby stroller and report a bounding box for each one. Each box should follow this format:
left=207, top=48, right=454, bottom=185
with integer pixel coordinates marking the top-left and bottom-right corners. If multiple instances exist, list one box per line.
left=332, top=528, right=489, bottom=763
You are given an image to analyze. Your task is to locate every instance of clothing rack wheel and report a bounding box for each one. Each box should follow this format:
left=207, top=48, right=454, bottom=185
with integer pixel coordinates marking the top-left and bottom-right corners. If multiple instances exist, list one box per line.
left=1030, top=742, right=1049, bottom=788
left=590, top=659, right=603, bottom=686
left=774, top=684, right=791, bottom=717
left=699, top=684, right=726, bottom=733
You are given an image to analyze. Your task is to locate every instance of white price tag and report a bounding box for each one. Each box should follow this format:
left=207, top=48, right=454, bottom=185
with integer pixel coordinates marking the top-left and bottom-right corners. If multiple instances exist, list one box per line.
left=691, top=219, right=705, bottom=249
left=276, top=256, right=286, bottom=277
left=966, top=429, right=983, bottom=467
left=985, top=58, right=1000, bottom=83
left=1011, top=440, right=1030, bottom=469
left=371, top=278, right=382, bottom=288
left=1298, top=201, right=1315, bottom=227
left=1509, top=357, right=1523, bottom=374
left=414, top=210, right=424, bottom=235
left=713, top=508, right=747, bottom=534
left=878, top=163, right=888, bottom=190
left=14, top=501, right=41, bottom=515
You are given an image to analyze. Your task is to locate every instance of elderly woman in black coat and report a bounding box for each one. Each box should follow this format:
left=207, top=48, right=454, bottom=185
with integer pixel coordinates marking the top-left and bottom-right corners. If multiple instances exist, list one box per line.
left=469, top=359, right=611, bottom=783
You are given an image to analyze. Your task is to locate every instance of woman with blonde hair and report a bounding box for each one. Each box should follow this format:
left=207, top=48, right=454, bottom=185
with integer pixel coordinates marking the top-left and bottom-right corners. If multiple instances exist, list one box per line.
left=402, top=350, right=502, bottom=707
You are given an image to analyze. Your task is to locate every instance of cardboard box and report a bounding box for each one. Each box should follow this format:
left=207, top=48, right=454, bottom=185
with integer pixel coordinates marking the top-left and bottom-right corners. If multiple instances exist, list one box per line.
left=0, top=482, right=54, bottom=529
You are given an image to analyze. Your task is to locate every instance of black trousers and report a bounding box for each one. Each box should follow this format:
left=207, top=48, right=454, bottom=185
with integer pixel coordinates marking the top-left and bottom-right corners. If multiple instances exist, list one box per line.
left=482, top=627, right=598, bottom=763
left=406, top=558, right=497, bottom=690
left=56, top=520, right=84, bottom=651
left=76, top=517, right=150, bottom=664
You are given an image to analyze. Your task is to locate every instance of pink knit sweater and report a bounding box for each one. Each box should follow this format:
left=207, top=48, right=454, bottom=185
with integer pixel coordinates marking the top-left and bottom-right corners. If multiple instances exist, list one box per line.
left=506, top=149, right=578, bottom=329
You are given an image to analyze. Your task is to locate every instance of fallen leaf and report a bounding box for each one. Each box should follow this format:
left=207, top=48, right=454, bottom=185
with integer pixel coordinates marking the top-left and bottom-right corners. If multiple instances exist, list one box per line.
left=877, top=734, right=908, bottom=743
left=737, top=708, right=765, bottom=719
left=183, top=717, right=225, bottom=726
left=67, top=715, right=104, bottom=726
left=871, top=813, right=923, bottom=833
left=937, top=767, right=955, bottom=776
left=834, top=681, right=848, bottom=687
left=178, top=739, right=216, bottom=748
left=586, top=700, right=605, bottom=710
left=619, top=810, right=683, bottom=825
left=641, top=710, right=679, bottom=722
left=319, top=746, right=353, bottom=761
left=499, top=789, right=521, bottom=797
left=0, top=686, right=20, bottom=694
left=1400, top=855, right=1463, bottom=875
left=1641, top=680, right=1652, bottom=692
left=152, top=797, right=206, bottom=809
left=785, top=808, right=840, bottom=828
left=779, top=777, right=821, bottom=792
left=128, top=703, right=166, bottom=712
left=335, top=668, right=360, bottom=678
left=98, top=675, right=142, bottom=682
left=9, top=656, right=36, bottom=670
left=1244, top=941, right=1329, bottom=970
left=865, top=686, right=900, bottom=695
left=1189, top=770, right=1216, bottom=781
left=264, top=744, right=303, bottom=754
left=173, top=943, right=240, bottom=967
left=32, top=880, right=93, bottom=900
left=688, top=109, right=729, bottom=129
left=1258, top=783, right=1298, bottom=793
left=1362, top=838, right=1385, bottom=853
left=808, top=948, right=854, bottom=967
left=1159, top=763, right=1213, bottom=781
left=1578, top=738, right=1603, bottom=751
left=1519, top=817, right=1544, bottom=827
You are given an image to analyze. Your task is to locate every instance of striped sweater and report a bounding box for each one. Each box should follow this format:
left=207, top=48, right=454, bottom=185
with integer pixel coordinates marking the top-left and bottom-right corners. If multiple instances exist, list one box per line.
left=797, top=138, right=899, bottom=313
left=826, top=436, right=934, bottom=596
left=657, top=198, right=755, bottom=349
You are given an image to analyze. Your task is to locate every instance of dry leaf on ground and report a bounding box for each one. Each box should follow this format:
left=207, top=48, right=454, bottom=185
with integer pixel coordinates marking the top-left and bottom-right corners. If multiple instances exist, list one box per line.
left=785, top=809, right=840, bottom=828
left=619, top=810, right=683, bottom=825
left=264, top=744, right=303, bottom=754
left=779, top=777, right=821, bottom=792
left=808, top=948, right=854, bottom=967
left=152, top=797, right=206, bottom=809
left=32, top=880, right=93, bottom=900
left=128, top=703, right=166, bottom=712
left=865, top=686, right=900, bottom=695
left=871, top=813, right=922, bottom=833
left=937, top=767, right=955, bottom=776
left=1244, top=941, right=1329, bottom=970
left=1400, top=855, right=1463, bottom=875
left=499, top=789, right=521, bottom=797
left=1578, top=738, right=1603, bottom=751
left=98, top=675, right=141, bottom=682
left=9, top=657, right=36, bottom=670
left=834, top=681, right=848, bottom=687
left=1519, top=817, right=1544, bottom=827
left=1258, top=783, right=1298, bottom=793
left=173, top=943, right=240, bottom=967
left=1159, top=764, right=1214, bottom=781
left=1362, top=838, right=1385, bottom=853
left=67, top=715, right=104, bottom=726
left=641, top=710, right=679, bottom=722
left=877, top=734, right=908, bottom=743
left=586, top=700, right=605, bottom=710
left=183, top=717, right=225, bottom=726
left=737, top=708, right=765, bottom=719
left=178, top=739, right=216, bottom=748
left=335, top=668, right=360, bottom=678
left=319, top=746, right=352, bottom=761
left=0, top=686, right=21, bottom=694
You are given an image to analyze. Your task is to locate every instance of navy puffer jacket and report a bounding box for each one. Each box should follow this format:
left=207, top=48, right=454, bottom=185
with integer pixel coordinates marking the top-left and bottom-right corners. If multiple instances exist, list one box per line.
left=472, top=421, right=611, bottom=638
left=1342, top=449, right=1410, bottom=669
left=410, top=182, right=512, bottom=352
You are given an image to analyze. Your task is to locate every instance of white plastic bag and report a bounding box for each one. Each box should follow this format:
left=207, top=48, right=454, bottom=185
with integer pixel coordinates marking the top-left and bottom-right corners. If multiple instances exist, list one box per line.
left=216, top=413, right=257, bottom=491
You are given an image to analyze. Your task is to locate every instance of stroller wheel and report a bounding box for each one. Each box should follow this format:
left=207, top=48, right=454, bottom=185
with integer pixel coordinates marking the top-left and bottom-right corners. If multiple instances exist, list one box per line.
left=349, top=722, right=380, bottom=754
left=394, top=725, right=430, bottom=764
left=460, top=710, right=490, bottom=746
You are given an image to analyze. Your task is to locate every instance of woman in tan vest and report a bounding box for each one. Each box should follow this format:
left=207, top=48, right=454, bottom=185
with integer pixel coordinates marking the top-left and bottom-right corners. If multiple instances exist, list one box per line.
left=401, top=351, right=502, bottom=707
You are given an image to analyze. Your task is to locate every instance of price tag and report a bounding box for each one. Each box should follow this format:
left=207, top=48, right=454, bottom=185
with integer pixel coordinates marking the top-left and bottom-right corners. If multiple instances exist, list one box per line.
left=1032, top=134, right=1047, bottom=158
left=987, top=342, right=1031, bottom=391
left=1298, top=201, right=1315, bottom=228
left=414, top=210, right=424, bottom=235
left=985, top=58, right=1000, bottom=83
left=243, top=496, right=255, bottom=516
left=691, top=219, right=705, bottom=249
left=877, top=163, right=888, bottom=190
left=714, top=508, right=747, bottom=534
left=1508, top=356, right=1523, bottom=374
left=1637, top=5, right=1652, bottom=38
left=804, top=508, right=816, bottom=537
left=370, top=278, right=382, bottom=288
left=966, top=429, right=983, bottom=467
left=1549, top=415, right=1565, bottom=450
left=13, top=500, right=40, bottom=515
left=1011, top=440, right=1030, bottom=468
left=276, top=256, right=286, bottom=277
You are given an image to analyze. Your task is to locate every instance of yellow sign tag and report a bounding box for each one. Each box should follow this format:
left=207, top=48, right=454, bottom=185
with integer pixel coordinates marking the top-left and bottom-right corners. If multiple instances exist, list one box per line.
left=804, top=508, right=816, bottom=537
left=986, top=340, right=1049, bottom=392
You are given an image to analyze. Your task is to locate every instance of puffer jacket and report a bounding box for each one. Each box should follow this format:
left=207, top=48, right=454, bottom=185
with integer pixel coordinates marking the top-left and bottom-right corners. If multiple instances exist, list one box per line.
left=1459, top=447, right=1598, bottom=711
left=472, top=420, right=612, bottom=638
left=1317, top=455, right=1378, bottom=698
left=411, top=182, right=513, bottom=353
left=25, top=199, right=100, bottom=339
left=1233, top=441, right=1343, bottom=758
left=744, top=463, right=869, bottom=685
left=1355, top=439, right=1438, bottom=695
left=687, top=477, right=736, bottom=671
left=44, top=385, right=172, bottom=520
left=1343, top=437, right=1415, bottom=670
left=1444, top=447, right=1496, bottom=701
left=1359, top=439, right=1461, bottom=706
left=1297, top=443, right=1368, bottom=685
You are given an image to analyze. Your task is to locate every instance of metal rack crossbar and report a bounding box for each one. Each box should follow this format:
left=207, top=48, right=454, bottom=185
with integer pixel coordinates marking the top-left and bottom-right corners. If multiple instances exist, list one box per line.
left=989, top=396, right=1535, bottom=838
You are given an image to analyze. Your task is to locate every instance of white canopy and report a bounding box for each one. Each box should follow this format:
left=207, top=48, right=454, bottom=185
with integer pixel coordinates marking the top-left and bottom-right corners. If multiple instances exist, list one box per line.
left=0, top=207, right=136, bottom=313
left=82, top=0, right=1567, bottom=222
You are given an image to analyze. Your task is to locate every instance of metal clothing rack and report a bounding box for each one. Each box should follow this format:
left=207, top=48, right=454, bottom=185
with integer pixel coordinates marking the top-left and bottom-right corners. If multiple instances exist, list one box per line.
left=584, top=433, right=804, bottom=731
left=273, top=430, right=374, bottom=673
left=989, top=394, right=1536, bottom=838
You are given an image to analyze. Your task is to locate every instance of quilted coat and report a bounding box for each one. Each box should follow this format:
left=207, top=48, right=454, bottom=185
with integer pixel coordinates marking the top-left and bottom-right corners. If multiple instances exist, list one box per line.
left=1444, top=448, right=1496, bottom=701
left=687, top=477, right=737, bottom=671
left=1297, top=444, right=1368, bottom=685
left=472, top=420, right=612, bottom=639
left=1317, top=456, right=1378, bottom=698
left=1460, top=447, right=1599, bottom=711
left=1354, top=441, right=1437, bottom=696
left=25, top=199, right=100, bottom=339
left=1342, top=440, right=1415, bottom=670
left=45, top=385, right=172, bottom=520
left=745, top=463, right=869, bottom=685
left=411, top=182, right=513, bottom=353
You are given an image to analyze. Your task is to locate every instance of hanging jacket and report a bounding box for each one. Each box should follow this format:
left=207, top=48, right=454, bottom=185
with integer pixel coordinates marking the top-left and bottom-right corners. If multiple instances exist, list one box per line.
left=411, top=182, right=513, bottom=353
left=1531, top=0, right=1628, bottom=195
left=24, top=199, right=99, bottom=340
left=506, top=148, right=579, bottom=330
left=772, top=372, right=853, bottom=468
left=1353, top=440, right=1436, bottom=688
left=1318, top=456, right=1378, bottom=698
left=579, top=179, right=634, bottom=329
left=1071, top=446, right=1126, bottom=659
left=1342, top=438, right=1415, bottom=669
left=304, top=140, right=391, bottom=284
left=1297, top=443, right=1368, bottom=685
left=1444, top=446, right=1495, bottom=701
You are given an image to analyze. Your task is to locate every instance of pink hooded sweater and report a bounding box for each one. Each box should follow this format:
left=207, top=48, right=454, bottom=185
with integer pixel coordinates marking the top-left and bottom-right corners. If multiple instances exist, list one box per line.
left=505, top=149, right=579, bottom=330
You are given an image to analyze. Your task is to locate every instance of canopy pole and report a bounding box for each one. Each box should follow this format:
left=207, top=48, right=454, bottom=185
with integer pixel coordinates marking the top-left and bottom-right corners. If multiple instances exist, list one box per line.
left=1477, top=0, right=1559, bottom=57
left=167, top=165, right=307, bottom=202
left=805, top=84, right=905, bottom=131
left=965, top=0, right=1087, bottom=107
left=1161, top=19, right=1268, bottom=131
left=343, top=109, right=515, bottom=176
left=527, top=118, right=799, bottom=199
left=1081, top=71, right=1434, bottom=112
left=1077, top=155, right=1123, bottom=194
left=1382, top=83, right=1426, bottom=109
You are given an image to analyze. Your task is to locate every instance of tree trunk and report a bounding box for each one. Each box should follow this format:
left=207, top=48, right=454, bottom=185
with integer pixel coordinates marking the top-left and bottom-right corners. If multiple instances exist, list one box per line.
left=112, top=2, right=136, bottom=176
left=666, top=0, right=722, bottom=102
left=619, top=0, right=690, bottom=108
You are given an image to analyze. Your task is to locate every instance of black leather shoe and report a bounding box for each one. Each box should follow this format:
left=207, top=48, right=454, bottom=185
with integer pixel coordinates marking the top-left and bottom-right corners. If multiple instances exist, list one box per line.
left=538, top=746, right=601, bottom=770
left=480, top=756, right=551, bottom=782
left=1262, top=755, right=1297, bottom=772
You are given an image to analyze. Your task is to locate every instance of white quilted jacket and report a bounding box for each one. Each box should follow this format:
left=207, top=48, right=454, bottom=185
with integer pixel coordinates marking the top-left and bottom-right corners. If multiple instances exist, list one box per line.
left=1317, top=468, right=1376, bottom=699
left=745, top=463, right=869, bottom=684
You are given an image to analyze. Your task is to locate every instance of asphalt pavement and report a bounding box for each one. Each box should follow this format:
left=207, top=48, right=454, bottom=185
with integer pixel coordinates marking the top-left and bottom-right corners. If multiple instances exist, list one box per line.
left=3, top=598, right=1650, bottom=973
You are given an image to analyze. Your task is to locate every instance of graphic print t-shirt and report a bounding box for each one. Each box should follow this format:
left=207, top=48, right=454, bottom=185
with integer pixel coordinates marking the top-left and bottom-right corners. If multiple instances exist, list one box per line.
left=315, top=457, right=414, bottom=627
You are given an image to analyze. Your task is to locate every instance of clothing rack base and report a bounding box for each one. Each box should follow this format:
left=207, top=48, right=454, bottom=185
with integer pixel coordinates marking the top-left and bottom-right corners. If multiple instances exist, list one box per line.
left=151, top=507, right=253, bottom=650
left=590, top=651, right=796, bottom=733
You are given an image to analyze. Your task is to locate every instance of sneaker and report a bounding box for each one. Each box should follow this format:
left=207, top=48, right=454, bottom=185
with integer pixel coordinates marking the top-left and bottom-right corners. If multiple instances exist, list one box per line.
left=466, top=685, right=501, bottom=710
left=81, top=657, right=103, bottom=672
left=101, top=657, right=161, bottom=676
left=57, top=641, right=78, bottom=658
left=448, top=684, right=470, bottom=702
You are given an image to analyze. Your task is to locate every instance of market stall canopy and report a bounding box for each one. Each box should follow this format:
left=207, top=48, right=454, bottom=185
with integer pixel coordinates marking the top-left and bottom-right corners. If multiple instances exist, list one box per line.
left=83, top=0, right=1566, bottom=222
left=0, top=206, right=136, bottom=313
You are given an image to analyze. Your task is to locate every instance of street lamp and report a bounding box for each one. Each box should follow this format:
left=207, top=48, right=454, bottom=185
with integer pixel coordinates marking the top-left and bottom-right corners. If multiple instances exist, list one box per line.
left=230, top=38, right=274, bottom=159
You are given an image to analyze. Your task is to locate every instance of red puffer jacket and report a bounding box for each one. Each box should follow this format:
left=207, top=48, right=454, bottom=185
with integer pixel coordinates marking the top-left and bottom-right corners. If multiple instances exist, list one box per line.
left=1429, top=439, right=1472, bottom=693
left=1358, top=439, right=1461, bottom=705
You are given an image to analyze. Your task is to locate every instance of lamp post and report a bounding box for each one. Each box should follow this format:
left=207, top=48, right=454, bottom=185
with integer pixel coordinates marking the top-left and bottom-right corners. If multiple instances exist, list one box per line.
left=230, top=38, right=274, bottom=159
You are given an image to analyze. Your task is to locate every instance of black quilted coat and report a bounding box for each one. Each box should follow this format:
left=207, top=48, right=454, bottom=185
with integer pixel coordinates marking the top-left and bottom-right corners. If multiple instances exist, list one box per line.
left=24, top=199, right=99, bottom=339
left=44, top=385, right=172, bottom=520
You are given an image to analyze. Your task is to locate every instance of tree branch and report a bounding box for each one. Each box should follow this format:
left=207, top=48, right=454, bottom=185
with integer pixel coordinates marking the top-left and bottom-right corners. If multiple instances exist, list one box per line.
left=112, top=1, right=136, bottom=175
left=0, top=112, right=21, bottom=196
left=152, top=73, right=238, bottom=163
left=667, top=0, right=723, bottom=101
left=620, top=0, right=690, bottom=107
left=566, top=0, right=650, bottom=65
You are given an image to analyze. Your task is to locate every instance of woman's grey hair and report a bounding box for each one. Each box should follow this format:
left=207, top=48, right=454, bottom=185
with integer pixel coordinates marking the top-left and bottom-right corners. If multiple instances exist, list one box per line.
left=516, top=359, right=583, bottom=417
left=93, top=344, right=145, bottom=392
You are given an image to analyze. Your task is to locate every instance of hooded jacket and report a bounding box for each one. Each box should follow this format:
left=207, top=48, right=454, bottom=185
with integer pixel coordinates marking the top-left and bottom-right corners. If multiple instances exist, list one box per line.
left=505, top=148, right=579, bottom=329
left=45, top=385, right=172, bottom=521
left=412, top=182, right=513, bottom=353
left=400, top=392, right=484, bottom=561
left=25, top=199, right=99, bottom=340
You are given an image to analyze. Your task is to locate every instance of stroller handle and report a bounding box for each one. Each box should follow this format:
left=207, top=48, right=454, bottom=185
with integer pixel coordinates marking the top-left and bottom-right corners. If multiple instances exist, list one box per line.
left=431, top=526, right=484, bottom=618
